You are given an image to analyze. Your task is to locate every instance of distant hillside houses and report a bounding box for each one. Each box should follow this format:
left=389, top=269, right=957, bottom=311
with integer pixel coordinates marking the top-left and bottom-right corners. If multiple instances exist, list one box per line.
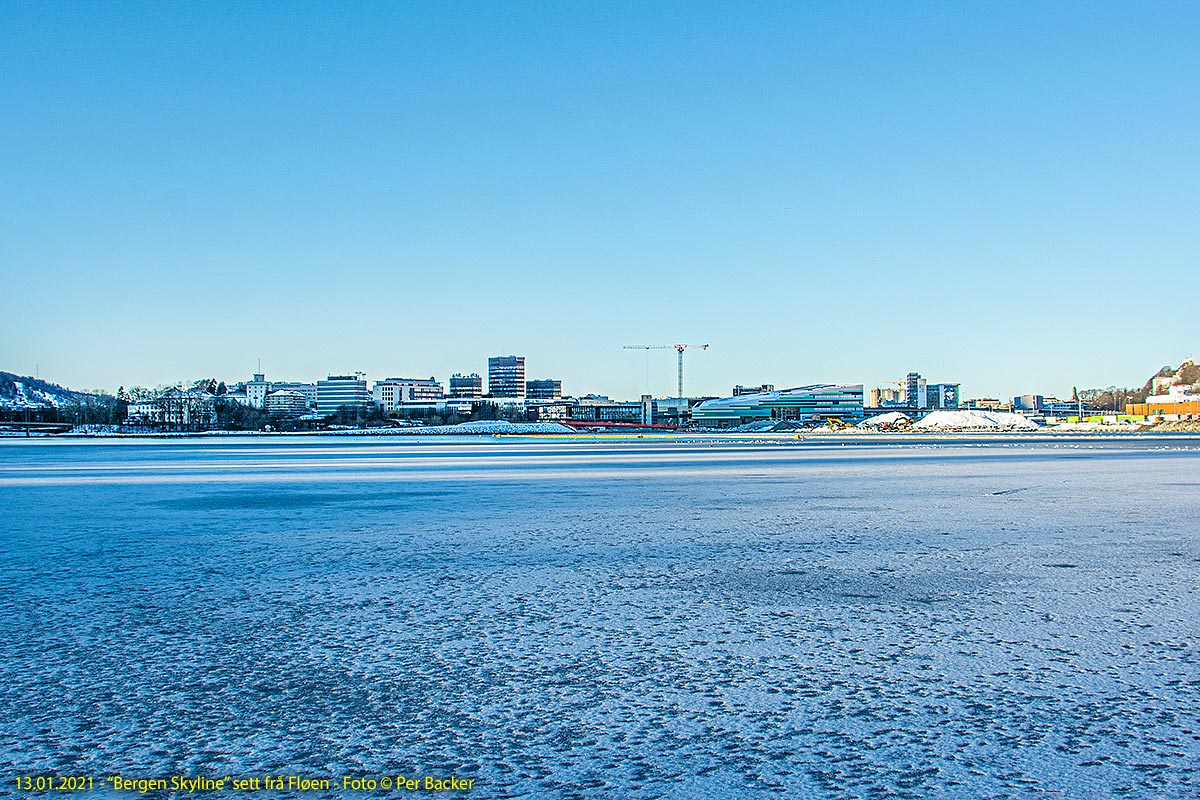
left=1127, top=354, right=1200, bottom=420
left=1150, top=354, right=1199, bottom=394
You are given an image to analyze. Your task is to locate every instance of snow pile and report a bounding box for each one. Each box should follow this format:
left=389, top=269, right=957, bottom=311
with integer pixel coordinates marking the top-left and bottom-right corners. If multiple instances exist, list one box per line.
left=859, top=412, right=911, bottom=428
left=913, top=410, right=1039, bottom=431
left=416, top=420, right=573, bottom=435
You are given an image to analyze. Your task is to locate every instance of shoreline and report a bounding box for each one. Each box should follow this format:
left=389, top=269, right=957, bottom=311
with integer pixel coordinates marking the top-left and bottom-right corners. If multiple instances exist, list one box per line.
left=4, top=427, right=1200, bottom=442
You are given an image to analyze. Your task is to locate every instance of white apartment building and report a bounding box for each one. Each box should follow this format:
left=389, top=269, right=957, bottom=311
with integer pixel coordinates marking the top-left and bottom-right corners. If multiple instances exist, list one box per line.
left=265, top=389, right=309, bottom=417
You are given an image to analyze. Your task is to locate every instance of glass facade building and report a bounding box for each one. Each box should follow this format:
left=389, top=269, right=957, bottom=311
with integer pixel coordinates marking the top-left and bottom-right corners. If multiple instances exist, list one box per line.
left=449, top=373, right=483, bottom=398
left=526, top=379, right=562, bottom=400
left=905, top=372, right=959, bottom=409
left=488, top=356, right=526, bottom=398
left=316, top=375, right=371, bottom=416
left=691, top=384, right=864, bottom=428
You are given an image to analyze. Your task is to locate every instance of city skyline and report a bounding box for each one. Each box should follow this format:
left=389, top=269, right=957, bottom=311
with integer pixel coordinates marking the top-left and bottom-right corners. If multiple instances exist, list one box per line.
left=7, top=352, right=1190, bottom=410
left=2, top=3, right=1198, bottom=399
left=4, top=346, right=1195, bottom=407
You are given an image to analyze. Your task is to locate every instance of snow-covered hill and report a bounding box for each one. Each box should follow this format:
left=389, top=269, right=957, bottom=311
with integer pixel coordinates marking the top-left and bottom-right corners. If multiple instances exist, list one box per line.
left=0, top=372, right=109, bottom=410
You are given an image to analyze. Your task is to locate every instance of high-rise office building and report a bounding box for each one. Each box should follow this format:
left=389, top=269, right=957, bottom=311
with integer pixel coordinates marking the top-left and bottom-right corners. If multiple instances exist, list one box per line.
left=488, top=356, right=526, bottom=398
left=526, top=379, right=562, bottom=400
left=449, top=373, right=483, bottom=398
left=904, top=372, right=959, bottom=409
left=905, top=372, right=927, bottom=408
left=927, top=383, right=960, bottom=409
left=316, top=374, right=370, bottom=415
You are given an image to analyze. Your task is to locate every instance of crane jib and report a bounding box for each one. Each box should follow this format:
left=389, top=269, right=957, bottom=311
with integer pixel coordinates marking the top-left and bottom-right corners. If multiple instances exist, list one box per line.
left=621, top=344, right=710, bottom=398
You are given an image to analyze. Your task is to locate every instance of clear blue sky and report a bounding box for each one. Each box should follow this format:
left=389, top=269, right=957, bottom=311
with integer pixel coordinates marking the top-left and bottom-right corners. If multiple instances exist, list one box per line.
left=2, top=2, right=1197, bottom=399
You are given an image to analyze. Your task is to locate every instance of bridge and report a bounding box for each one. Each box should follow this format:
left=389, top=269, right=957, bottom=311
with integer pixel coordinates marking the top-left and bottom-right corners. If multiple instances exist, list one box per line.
left=0, top=421, right=76, bottom=435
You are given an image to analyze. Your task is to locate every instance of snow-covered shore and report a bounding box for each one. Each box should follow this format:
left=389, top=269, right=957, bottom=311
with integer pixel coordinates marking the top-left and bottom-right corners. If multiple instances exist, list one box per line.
left=58, top=420, right=575, bottom=437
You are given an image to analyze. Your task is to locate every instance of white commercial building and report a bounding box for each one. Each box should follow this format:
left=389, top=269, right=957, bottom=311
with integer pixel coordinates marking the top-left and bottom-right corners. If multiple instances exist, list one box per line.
left=373, top=378, right=445, bottom=411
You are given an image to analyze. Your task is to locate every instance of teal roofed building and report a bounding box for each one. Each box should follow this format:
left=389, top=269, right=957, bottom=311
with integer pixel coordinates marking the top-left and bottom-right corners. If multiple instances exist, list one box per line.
left=690, top=384, right=864, bottom=428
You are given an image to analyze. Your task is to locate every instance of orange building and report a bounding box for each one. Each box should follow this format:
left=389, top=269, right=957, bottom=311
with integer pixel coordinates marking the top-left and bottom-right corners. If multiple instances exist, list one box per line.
left=1126, top=400, right=1200, bottom=418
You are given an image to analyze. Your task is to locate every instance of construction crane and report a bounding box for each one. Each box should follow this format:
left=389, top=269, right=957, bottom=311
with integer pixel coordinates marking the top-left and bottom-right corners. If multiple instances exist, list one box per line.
left=623, top=343, right=710, bottom=398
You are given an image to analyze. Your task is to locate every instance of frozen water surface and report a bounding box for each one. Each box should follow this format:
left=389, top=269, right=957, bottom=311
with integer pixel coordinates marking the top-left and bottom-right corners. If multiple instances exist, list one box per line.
left=1, top=435, right=1199, bottom=798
